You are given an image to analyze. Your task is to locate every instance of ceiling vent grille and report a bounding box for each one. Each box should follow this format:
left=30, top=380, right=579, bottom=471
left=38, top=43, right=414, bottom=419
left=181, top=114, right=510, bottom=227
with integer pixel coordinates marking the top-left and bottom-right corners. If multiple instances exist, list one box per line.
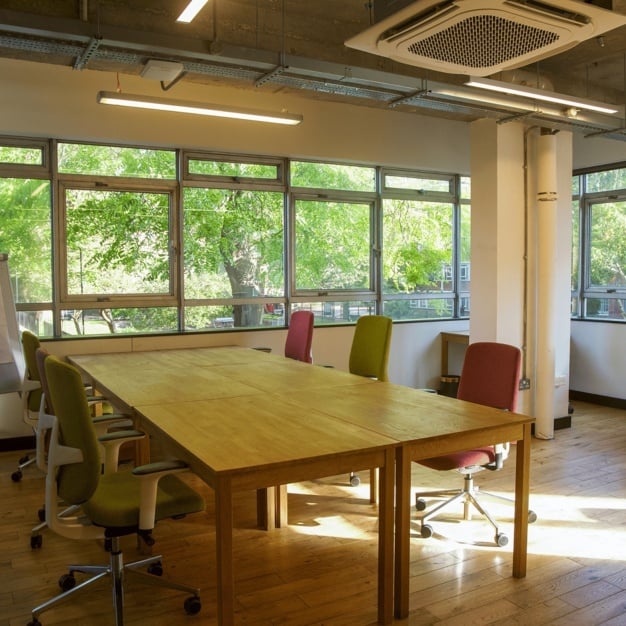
left=346, top=0, right=626, bottom=75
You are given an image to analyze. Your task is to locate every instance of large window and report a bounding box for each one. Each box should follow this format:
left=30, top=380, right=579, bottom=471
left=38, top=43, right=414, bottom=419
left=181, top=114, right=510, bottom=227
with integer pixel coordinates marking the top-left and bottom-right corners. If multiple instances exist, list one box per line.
left=573, top=165, right=626, bottom=321
left=0, top=137, right=470, bottom=337
left=381, top=169, right=469, bottom=320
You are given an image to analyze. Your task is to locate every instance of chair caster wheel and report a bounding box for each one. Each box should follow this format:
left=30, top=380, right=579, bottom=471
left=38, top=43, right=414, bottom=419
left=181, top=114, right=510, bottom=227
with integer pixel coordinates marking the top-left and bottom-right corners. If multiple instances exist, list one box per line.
left=147, top=562, right=163, bottom=576
left=421, top=524, right=433, bottom=539
left=184, top=596, right=201, bottom=615
left=495, top=533, right=508, bottom=547
left=528, top=510, right=537, bottom=523
left=31, top=534, right=43, bottom=549
left=58, top=573, right=76, bottom=592
left=27, top=618, right=42, bottom=626
left=415, top=497, right=427, bottom=511
left=349, top=474, right=360, bottom=487
left=11, top=470, right=23, bottom=482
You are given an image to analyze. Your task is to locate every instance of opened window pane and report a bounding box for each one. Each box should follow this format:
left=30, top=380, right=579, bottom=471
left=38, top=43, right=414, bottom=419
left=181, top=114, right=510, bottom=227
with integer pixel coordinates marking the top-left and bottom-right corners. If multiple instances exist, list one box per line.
left=294, top=199, right=372, bottom=291
left=64, top=188, right=171, bottom=296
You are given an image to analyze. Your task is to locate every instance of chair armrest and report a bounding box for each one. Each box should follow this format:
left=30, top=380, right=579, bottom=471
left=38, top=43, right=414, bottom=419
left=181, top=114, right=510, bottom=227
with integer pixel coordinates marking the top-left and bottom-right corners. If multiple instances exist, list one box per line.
left=487, top=442, right=510, bottom=471
left=132, top=460, right=190, bottom=531
left=92, top=413, right=134, bottom=437
left=21, top=379, right=41, bottom=393
left=98, top=429, right=145, bottom=474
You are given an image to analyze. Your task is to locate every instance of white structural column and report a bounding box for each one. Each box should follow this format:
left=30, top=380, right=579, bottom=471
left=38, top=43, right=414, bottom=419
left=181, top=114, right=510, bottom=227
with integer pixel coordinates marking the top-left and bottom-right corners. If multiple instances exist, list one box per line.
left=469, top=120, right=572, bottom=432
left=469, top=120, right=527, bottom=377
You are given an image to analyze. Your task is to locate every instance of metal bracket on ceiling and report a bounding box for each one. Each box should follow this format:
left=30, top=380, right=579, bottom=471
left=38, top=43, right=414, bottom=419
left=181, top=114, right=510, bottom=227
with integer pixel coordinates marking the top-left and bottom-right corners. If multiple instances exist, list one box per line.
left=584, top=126, right=626, bottom=138
left=388, top=88, right=429, bottom=108
left=255, top=64, right=287, bottom=87
left=496, top=110, right=537, bottom=124
left=74, top=35, right=102, bottom=70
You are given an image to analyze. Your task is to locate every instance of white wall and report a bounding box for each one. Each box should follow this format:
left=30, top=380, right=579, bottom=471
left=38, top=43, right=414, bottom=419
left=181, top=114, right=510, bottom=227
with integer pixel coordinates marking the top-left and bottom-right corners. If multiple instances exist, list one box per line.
left=570, top=321, right=626, bottom=398
left=0, top=58, right=470, bottom=172
left=573, top=133, right=626, bottom=170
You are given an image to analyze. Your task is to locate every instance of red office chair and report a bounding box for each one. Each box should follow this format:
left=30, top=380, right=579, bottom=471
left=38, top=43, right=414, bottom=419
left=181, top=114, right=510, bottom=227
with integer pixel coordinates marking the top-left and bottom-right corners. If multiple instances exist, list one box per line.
left=414, top=341, right=536, bottom=547
left=284, top=310, right=314, bottom=363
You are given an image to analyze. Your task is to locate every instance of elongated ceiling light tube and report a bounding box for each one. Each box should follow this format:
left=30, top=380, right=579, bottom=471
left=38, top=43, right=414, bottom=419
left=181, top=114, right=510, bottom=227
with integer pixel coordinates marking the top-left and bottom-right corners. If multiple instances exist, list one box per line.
left=177, top=0, right=209, bottom=23
left=465, top=77, right=619, bottom=115
left=97, top=91, right=303, bottom=125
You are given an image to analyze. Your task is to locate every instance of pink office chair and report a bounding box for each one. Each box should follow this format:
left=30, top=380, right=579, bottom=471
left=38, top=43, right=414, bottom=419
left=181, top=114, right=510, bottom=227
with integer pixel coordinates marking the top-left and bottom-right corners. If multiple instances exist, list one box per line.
left=414, top=341, right=536, bottom=547
left=284, top=310, right=314, bottom=364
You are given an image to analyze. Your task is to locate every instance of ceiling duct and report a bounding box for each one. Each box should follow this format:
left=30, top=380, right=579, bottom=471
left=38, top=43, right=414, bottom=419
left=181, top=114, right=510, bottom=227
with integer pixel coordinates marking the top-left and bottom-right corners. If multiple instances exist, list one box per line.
left=345, top=0, right=626, bottom=76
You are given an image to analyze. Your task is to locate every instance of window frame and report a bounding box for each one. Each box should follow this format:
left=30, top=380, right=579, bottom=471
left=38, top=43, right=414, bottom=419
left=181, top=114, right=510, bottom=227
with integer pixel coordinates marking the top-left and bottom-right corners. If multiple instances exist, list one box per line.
left=573, top=162, right=626, bottom=321
left=1, top=135, right=471, bottom=337
left=56, top=176, right=180, bottom=309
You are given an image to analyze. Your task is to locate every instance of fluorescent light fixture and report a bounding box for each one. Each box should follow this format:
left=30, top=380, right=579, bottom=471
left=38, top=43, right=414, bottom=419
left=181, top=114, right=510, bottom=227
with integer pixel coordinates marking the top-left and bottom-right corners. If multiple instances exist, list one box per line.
left=465, top=77, right=619, bottom=115
left=97, top=91, right=303, bottom=126
left=176, top=0, right=208, bottom=23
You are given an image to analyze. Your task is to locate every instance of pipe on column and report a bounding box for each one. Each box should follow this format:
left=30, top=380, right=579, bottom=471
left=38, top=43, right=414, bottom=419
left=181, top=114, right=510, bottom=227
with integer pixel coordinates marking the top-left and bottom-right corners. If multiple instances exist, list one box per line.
left=534, top=131, right=558, bottom=439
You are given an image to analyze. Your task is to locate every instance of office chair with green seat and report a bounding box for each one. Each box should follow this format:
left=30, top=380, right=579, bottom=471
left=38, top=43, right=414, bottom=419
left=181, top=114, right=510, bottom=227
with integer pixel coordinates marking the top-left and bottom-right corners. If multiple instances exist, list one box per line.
left=28, top=356, right=205, bottom=626
left=347, top=314, right=393, bottom=491
left=27, top=347, right=135, bottom=549
left=414, top=341, right=537, bottom=546
left=11, top=330, right=43, bottom=482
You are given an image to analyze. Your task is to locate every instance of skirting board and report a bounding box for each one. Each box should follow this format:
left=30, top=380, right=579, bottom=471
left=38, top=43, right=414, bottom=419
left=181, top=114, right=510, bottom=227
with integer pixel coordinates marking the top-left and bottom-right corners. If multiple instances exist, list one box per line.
left=570, top=390, right=626, bottom=411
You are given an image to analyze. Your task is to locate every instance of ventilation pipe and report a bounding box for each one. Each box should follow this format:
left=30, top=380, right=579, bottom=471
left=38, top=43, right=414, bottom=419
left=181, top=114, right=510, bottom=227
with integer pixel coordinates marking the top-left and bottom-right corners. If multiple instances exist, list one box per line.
left=534, top=130, right=558, bottom=439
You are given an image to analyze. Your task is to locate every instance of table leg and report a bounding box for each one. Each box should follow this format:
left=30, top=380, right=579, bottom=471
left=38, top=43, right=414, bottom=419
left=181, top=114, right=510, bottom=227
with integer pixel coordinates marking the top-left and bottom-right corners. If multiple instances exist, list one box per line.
left=276, top=484, right=288, bottom=526
left=393, top=445, right=411, bottom=619
left=215, top=478, right=234, bottom=626
left=378, top=448, right=395, bottom=625
left=369, top=468, right=378, bottom=504
left=513, top=421, right=532, bottom=578
left=256, top=485, right=287, bottom=530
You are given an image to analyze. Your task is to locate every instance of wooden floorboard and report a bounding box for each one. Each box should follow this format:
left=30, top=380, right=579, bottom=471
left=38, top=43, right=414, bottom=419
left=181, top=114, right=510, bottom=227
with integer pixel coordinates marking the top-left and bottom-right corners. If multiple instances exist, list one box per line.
left=1, top=400, right=625, bottom=625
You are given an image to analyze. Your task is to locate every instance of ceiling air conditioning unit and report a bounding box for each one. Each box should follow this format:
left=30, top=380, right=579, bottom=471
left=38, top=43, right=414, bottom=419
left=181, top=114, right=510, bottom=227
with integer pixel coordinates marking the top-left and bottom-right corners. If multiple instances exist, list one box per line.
left=345, top=0, right=626, bottom=76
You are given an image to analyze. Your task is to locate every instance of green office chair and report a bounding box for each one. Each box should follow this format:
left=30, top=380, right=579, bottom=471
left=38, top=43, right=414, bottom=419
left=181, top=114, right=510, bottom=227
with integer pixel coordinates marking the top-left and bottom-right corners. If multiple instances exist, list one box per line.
left=27, top=347, right=134, bottom=550
left=11, top=330, right=43, bottom=482
left=28, top=356, right=205, bottom=626
left=348, top=315, right=393, bottom=491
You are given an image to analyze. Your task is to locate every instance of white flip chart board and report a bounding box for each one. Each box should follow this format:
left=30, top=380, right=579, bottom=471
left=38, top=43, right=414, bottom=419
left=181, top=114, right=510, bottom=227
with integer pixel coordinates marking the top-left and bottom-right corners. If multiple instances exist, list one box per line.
left=0, top=254, right=24, bottom=394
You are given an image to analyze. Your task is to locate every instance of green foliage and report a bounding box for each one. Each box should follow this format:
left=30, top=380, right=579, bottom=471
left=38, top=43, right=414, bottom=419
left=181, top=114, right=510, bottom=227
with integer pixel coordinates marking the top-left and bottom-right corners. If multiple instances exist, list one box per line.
left=294, top=200, right=370, bottom=290
left=0, top=178, right=52, bottom=302
left=2, top=143, right=468, bottom=334
left=589, top=201, right=626, bottom=289
left=58, top=143, right=176, bottom=178
left=291, top=161, right=375, bottom=191
left=65, top=189, right=170, bottom=295
left=383, top=199, right=453, bottom=294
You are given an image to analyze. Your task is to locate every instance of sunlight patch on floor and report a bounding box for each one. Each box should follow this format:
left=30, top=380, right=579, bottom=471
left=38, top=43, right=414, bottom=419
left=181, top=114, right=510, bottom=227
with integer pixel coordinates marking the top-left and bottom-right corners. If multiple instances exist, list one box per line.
left=410, top=489, right=626, bottom=560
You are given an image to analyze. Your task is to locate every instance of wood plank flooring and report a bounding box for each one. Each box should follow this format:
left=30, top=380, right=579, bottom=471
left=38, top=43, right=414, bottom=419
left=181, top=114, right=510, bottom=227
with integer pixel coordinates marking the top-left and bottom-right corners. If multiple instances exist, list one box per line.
left=1, top=401, right=625, bottom=625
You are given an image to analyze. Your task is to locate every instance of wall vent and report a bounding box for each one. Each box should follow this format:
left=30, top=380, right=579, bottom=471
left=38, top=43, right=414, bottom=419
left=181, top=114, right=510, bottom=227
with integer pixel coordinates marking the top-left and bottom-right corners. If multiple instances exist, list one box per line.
left=345, top=0, right=626, bottom=75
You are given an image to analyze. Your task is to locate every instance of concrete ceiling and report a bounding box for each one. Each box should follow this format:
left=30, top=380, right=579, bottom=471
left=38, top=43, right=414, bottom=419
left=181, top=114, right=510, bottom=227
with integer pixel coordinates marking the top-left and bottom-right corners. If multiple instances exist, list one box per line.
left=2, top=0, right=626, bottom=139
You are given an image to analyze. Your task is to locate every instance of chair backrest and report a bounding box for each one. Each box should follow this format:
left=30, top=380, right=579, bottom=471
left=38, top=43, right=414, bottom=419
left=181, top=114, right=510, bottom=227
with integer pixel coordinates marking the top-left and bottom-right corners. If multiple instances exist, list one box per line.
left=348, top=315, right=393, bottom=381
left=21, top=330, right=42, bottom=413
left=45, top=355, right=101, bottom=505
left=457, top=342, right=521, bottom=411
left=284, top=310, right=314, bottom=363
left=35, top=346, right=53, bottom=415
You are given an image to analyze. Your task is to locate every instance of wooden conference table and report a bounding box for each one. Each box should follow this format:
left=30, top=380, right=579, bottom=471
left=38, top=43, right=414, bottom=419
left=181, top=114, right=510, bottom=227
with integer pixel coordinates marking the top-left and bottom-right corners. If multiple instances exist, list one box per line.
left=69, top=346, right=534, bottom=625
